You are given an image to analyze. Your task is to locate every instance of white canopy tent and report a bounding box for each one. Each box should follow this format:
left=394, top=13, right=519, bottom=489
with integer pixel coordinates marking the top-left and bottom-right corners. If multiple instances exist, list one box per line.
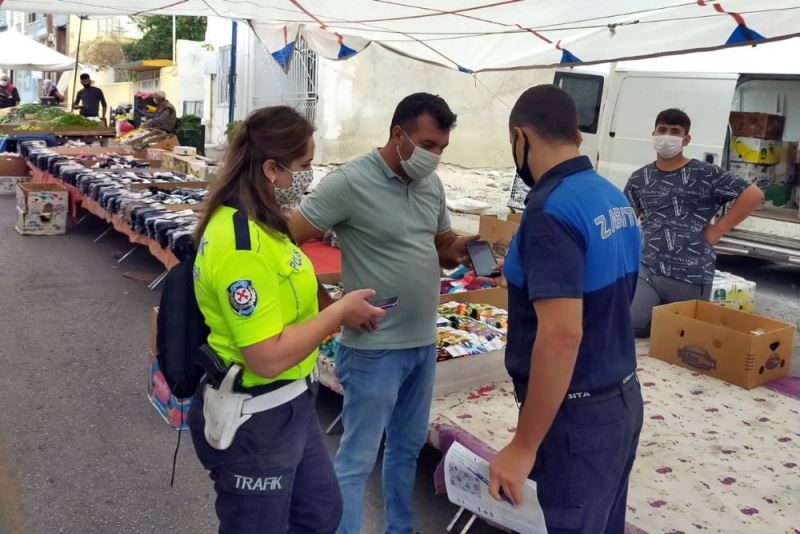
left=2, top=0, right=800, bottom=72
left=0, top=31, right=77, bottom=71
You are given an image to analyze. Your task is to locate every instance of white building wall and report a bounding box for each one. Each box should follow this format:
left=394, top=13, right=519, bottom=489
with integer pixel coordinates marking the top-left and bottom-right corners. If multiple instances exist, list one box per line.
left=202, top=20, right=556, bottom=167
left=204, top=17, right=254, bottom=145
left=316, top=45, right=555, bottom=168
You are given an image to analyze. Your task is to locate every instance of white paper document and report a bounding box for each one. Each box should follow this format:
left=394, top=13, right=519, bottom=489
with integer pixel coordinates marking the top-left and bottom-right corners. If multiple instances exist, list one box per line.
left=444, top=442, right=548, bottom=534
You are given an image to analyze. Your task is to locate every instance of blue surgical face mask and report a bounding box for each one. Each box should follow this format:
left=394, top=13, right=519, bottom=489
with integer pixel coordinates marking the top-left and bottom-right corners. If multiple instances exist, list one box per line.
left=397, top=129, right=441, bottom=180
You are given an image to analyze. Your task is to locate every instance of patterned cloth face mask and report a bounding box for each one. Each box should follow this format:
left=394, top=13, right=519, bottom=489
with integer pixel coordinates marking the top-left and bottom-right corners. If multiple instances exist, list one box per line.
left=274, top=166, right=314, bottom=207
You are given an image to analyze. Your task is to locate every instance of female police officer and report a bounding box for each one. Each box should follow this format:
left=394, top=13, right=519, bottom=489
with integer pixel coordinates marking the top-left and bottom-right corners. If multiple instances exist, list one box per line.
left=189, top=106, right=385, bottom=533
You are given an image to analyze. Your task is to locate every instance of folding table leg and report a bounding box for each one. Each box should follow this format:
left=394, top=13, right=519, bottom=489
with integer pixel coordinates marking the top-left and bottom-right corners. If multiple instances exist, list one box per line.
left=93, top=225, right=113, bottom=243
left=459, top=514, right=477, bottom=534
left=326, top=412, right=343, bottom=435
left=446, top=507, right=466, bottom=532
left=117, top=245, right=138, bottom=264
left=148, top=270, right=169, bottom=291
left=76, top=214, right=88, bottom=224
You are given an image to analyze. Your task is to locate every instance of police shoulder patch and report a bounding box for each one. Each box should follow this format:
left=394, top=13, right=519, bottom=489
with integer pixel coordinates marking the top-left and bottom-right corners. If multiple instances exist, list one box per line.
left=227, top=280, right=258, bottom=317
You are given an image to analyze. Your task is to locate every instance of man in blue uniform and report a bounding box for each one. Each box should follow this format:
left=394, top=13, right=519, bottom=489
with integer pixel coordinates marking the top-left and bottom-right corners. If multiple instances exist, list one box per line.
left=489, top=85, right=643, bottom=534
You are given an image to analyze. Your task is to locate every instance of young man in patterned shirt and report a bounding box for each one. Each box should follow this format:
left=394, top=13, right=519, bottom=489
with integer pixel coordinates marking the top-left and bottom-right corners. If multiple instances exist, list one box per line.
left=624, top=109, right=763, bottom=337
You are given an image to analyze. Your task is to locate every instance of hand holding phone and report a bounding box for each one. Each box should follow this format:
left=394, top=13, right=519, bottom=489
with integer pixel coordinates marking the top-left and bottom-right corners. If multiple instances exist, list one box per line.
left=466, top=240, right=500, bottom=278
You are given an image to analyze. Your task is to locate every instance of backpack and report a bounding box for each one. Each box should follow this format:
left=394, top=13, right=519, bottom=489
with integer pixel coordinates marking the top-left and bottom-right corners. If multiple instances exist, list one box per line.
left=155, top=208, right=251, bottom=399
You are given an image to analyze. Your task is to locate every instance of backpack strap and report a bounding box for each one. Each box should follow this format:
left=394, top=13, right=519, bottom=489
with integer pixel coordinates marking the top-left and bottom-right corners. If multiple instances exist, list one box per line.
left=232, top=209, right=251, bottom=251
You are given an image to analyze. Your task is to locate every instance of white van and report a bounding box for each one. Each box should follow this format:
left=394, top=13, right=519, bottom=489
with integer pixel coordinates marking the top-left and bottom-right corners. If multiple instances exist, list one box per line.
left=510, top=38, right=800, bottom=265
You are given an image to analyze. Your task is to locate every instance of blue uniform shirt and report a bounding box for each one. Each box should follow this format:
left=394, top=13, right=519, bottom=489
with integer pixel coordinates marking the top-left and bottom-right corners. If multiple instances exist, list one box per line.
left=504, top=156, right=641, bottom=397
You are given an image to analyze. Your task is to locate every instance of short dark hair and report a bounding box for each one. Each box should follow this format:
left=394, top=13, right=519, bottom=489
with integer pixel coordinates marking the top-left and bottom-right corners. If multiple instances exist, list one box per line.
left=390, top=92, right=457, bottom=133
left=80, top=73, right=90, bottom=81
left=509, top=85, right=578, bottom=142
left=655, top=108, right=691, bottom=133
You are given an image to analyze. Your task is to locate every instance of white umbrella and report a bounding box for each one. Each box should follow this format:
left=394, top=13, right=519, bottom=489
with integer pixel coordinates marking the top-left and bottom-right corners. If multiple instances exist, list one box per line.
left=0, top=31, right=77, bottom=72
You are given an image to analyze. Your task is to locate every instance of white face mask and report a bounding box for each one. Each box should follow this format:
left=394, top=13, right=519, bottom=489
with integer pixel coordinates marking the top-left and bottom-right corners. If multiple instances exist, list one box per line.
left=397, top=129, right=441, bottom=180
left=653, top=135, right=685, bottom=159
left=274, top=167, right=314, bottom=207
left=0, top=80, right=8, bottom=87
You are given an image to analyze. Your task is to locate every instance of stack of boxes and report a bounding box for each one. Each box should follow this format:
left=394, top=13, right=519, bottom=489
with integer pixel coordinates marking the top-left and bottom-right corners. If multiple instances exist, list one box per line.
left=728, top=112, right=798, bottom=211
left=0, top=154, right=31, bottom=195
left=147, top=146, right=219, bottom=182
left=15, top=182, right=68, bottom=235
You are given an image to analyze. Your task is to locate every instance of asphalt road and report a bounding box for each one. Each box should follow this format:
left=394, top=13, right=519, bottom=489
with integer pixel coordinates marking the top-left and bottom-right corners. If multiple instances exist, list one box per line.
left=0, top=196, right=499, bottom=534
left=1, top=195, right=798, bottom=534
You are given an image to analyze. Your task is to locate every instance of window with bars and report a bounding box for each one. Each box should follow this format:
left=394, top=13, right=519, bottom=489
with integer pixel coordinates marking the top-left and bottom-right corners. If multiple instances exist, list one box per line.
left=183, top=101, right=204, bottom=117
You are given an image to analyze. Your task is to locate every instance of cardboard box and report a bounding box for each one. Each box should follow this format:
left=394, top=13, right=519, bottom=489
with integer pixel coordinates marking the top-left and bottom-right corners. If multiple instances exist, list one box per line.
left=730, top=136, right=780, bottom=164
left=729, top=111, right=785, bottom=140
left=147, top=351, right=191, bottom=431
left=0, top=154, right=30, bottom=176
left=0, top=175, right=30, bottom=195
left=188, top=160, right=220, bottom=181
left=16, top=182, right=68, bottom=215
left=144, top=135, right=179, bottom=152
left=171, top=154, right=197, bottom=174
left=434, top=287, right=510, bottom=396
left=146, top=148, right=167, bottom=161
left=15, top=205, right=67, bottom=235
left=477, top=214, right=519, bottom=257
left=649, top=300, right=794, bottom=389
left=712, top=270, right=756, bottom=313
left=728, top=162, right=775, bottom=188
left=173, top=146, right=197, bottom=157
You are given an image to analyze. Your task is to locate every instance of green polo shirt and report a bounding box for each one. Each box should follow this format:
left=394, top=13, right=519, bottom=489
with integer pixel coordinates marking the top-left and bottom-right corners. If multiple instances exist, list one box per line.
left=300, top=149, right=450, bottom=350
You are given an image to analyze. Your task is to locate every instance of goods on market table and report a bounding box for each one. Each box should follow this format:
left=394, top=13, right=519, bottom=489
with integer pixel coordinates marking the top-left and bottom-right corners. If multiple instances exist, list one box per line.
left=0, top=104, right=101, bottom=130
left=20, top=140, right=208, bottom=259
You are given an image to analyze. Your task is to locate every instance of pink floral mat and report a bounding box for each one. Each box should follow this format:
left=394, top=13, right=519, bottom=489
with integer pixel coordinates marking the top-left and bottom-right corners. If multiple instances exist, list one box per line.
left=426, top=355, right=800, bottom=533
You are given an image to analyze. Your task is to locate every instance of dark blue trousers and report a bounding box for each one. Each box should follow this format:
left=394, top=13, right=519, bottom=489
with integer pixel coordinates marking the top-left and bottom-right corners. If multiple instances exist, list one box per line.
left=189, top=383, right=342, bottom=534
left=524, top=378, right=643, bottom=533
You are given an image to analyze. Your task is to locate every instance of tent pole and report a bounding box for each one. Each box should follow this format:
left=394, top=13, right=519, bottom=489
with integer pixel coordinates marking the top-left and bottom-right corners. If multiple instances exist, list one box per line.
left=228, top=21, right=237, bottom=124
left=172, top=16, right=176, bottom=63
left=71, top=15, right=86, bottom=112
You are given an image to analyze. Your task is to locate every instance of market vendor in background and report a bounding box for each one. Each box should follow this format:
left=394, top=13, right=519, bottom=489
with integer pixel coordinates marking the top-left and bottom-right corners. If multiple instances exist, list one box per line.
left=42, top=79, right=64, bottom=104
left=291, top=93, right=477, bottom=534
left=143, top=90, right=177, bottom=133
left=624, top=109, right=763, bottom=338
left=189, top=106, right=385, bottom=533
left=0, top=74, right=21, bottom=109
left=72, top=73, right=107, bottom=122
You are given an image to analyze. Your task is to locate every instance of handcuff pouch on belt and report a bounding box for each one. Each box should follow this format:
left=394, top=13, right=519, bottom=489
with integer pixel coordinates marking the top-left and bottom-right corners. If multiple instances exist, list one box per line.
left=202, top=364, right=253, bottom=450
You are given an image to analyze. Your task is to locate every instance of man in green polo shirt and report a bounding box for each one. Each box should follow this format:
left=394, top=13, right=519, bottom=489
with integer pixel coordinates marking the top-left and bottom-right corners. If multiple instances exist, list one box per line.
left=291, top=93, right=474, bottom=534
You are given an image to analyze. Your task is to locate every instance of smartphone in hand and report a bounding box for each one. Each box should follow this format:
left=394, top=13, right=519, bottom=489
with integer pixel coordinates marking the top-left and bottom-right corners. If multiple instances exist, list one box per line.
left=466, top=240, right=500, bottom=278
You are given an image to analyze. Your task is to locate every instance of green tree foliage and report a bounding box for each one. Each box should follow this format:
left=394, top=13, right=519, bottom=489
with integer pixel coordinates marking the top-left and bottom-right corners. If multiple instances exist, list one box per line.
left=123, top=16, right=207, bottom=61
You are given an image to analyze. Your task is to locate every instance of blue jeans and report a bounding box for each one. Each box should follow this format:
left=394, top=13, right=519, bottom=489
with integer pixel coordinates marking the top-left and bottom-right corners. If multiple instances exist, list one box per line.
left=334, top=344, right=436, bottom=534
